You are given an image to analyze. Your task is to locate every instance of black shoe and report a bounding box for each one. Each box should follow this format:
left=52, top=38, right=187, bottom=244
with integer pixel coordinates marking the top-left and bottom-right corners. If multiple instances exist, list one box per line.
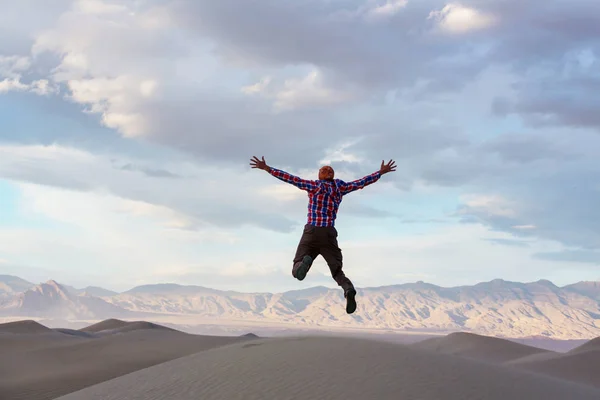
left=295, top=255, right=313, bottom=281
left=345, top=288, right=357, bottom=314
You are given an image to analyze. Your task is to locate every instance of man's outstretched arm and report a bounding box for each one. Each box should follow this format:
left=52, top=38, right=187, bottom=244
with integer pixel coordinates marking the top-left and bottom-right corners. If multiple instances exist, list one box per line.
left=249, top=155, right=318, bottom=192
left=339, top=159, right=396, bottom=195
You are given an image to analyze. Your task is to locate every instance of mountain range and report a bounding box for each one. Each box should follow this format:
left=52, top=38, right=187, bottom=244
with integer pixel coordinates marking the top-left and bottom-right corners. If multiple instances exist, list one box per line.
left=1, top=275, right=599, bottom=339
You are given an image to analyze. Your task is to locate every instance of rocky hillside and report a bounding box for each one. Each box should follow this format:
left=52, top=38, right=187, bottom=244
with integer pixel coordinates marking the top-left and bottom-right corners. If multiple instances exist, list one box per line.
left=1, top=276, right=599, bottom=339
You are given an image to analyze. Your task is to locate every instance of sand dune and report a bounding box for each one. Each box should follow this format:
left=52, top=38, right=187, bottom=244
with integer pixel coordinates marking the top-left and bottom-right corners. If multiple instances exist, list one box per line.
left=0, top=320, right=88, bottom=354
left=78, top=318, right=131, bottom=332
left=0, top=319, right=53, bottom=334
left=56, top=335, right=600, bottom=400
left=411, top=331, right=551, bottom=363
left=4, top=319, right=598, bottom=400
left=53, top=328, right=98, bottom=338
left=504, top=351, right=564, bottom=365
left=0, top=320, right=255, bottom=400
left=79, top=318, right=175, bottom=334
left=567, top=336, right=600, bottom=354
left=507, top=348, right=600, bottom=389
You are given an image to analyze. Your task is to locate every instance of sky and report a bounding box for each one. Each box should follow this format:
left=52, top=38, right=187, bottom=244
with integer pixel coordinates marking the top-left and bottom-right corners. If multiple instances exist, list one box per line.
left=0, top=0, right=599, bottom=293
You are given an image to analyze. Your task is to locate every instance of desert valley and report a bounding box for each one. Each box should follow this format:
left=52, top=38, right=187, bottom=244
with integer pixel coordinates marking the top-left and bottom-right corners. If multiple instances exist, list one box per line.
left=2, top=0, right=599, bottom=398
left=1, top=275, right=600, bottom=399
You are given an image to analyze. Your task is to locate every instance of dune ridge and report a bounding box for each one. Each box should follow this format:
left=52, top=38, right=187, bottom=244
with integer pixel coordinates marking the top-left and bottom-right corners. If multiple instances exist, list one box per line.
left=507, top=348, right=600, bottom=389
left=80, top=318, right=176, bottom=334
left=56, top=335, right=600, bottom=400
left=411, top=331, right=551, bottom=363
left=4, top=319, right=600, bottom=400
left=567, top=336, right=600, bottom=354
left=0, top=319, right=53, bottom=334
left=0, top=319, right=255, bottom=400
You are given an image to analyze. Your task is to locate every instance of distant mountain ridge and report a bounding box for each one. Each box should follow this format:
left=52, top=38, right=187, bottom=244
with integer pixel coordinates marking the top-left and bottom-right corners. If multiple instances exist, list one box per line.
left=0, top=279, right=133, bottom=320
left=1, top=275, right=599, bottom=339
left=0, top=275, right=36, bottom=296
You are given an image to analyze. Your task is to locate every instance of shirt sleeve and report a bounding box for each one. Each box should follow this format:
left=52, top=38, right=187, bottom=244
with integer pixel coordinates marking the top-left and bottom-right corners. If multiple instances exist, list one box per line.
left=338, top=171, right=381, bottom=195
left=269, top=168, right=319, bottom=192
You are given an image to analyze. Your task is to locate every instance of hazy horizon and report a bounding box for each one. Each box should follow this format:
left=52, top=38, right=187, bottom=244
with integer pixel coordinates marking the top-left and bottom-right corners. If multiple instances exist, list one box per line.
left=1, top=0, right=600, bottom=294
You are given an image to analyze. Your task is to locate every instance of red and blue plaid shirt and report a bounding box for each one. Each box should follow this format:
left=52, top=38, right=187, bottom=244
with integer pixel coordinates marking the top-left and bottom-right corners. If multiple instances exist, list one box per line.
left=269, top=168, right=381, bottom=227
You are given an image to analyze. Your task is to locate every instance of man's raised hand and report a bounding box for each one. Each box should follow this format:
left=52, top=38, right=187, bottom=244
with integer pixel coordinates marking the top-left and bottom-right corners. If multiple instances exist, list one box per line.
left=250, top=156, right=270, bottom=172
left=380, top=159, right=396, bottom=175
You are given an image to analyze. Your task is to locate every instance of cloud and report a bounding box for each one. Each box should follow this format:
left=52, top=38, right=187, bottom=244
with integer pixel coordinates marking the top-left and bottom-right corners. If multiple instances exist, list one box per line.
left=428, top=3, right=497, bottom=34
left=1, top=0, right=600, bottom=284
left=241, top=69, right=354, bottom=111
left=0, top=78, right=56, bottom=95
left=0, top=55, right=30, bottom=78
left=484, top=238, right=531, bottom=248
left=444, top=125, right=600, bottom=250
left=8, top=0, right=596, bottom=172
left=336, top=223, right=597, bottom=287
left=116, top=163, right=181, bottom=179
left=272, top=70, right=354, bottom=111
left=74, top=0, right=128, bottom=15
left=5, top=193, right=589, bottom=291
left=0, top=144, right=297, bottom=233
left=0, top=55, right=57, bottom=95
left=0, top=144, right=399, bottom=234
left=0, top=182, right=255, bottom=289
left=533, top=250, right=600, bottom=265
left=482, top=132, right=580, bottom=164
left=241, top=77, right=272, bottom=95
left=458, top=194, right=518, bottom=218
left=366, top=0, right=409, bottom=20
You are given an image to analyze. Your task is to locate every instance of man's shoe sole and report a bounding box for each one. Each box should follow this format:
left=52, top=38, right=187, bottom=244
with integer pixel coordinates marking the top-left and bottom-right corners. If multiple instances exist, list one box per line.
left=346, top=289, right=357, bottom=314
left=295, top=255, right=312, bottom=281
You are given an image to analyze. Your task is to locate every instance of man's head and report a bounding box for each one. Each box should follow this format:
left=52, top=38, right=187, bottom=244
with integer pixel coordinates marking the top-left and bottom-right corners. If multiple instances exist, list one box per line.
left=319, top=165, right=334, bottom=181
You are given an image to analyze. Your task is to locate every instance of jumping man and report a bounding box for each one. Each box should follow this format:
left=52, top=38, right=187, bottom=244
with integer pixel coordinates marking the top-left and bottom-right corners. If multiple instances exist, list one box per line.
left=249, top=156, right=396, bottom=314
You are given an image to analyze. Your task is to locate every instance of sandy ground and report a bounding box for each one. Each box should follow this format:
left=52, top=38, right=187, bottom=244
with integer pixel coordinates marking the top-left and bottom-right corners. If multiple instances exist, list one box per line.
left=410, top=331, right=552, bottom=363
left=54, top=335, right=600, bottom=400
left=0, top=320, right=254, bottom=400
left=567, top=336, right=600, bottom=354
left=506, top=349, right=600, bottom=389
left=411, top=331, right=600, bottom=390
left=3, top=320, right=600, bottom=400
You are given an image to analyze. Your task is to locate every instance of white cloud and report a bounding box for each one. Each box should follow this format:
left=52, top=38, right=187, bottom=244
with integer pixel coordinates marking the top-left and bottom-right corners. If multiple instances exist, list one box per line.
left=0, top=143, right=306, bottom=233
left=428, top=3, right=497, bottom=34
left=0, top=78, right=29, bottom=93
left=23, top=0, right=172, bottom=137
left=139, top=79, right=158, bottom=97
left=241, top=70, right=353, bottom=111
left=0, top=55, right=56, bottom=95
left=0, top=56, right=31, bottom=79
left=274, top=69, right=353, bottom=111
left=318, top=139, right=365, bottom=166
left=0, top=78, right=57, bottom=95
left=367, top=0, right=408, bottom=20
left=66, top=76, right=152, bottom=137
left=241, top=77, right=272, bottom=95
left=513, top=224, right=536, bottom=230
left=0, top=146, right=595, bottom=290
left=1, top=0, right=600, bottom=291
left=74, top=0, right=127, bottom=15
left=258, top=184, right=306, bottom=202
left=0, top=181, right=243, bottom=284
left=320, top=223, right=589, bottom=288
left=460, top=194, right=517, bottom=218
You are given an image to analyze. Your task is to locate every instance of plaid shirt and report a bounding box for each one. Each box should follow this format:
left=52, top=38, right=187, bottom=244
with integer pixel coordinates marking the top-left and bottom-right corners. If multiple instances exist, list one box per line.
left=269, top=168, right=381, bottom=227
